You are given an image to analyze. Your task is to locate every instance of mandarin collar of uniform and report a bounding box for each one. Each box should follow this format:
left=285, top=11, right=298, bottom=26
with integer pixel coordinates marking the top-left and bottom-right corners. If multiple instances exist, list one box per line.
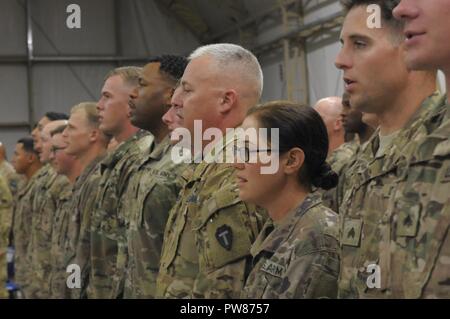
left=405, top=91, right=444, bottom=128
left=201, top=128, right=238, bottom=163
left=190, top=128, right=239, bottom=179
left=100, top=131, right=141, bottom=172
left=148, top=135, right=171, bottom=161
left=444, top=94, right=450, bottom=122
left=18, top=164, right=46, bottom=196
left=74, top=154, right=104, bottom=188
left=250, top=193, right=322, bottom=256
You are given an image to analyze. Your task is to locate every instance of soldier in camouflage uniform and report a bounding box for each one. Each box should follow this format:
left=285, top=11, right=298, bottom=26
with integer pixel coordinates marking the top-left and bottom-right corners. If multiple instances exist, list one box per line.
left=380, top=105, right=450, bottom=298
left=335, top=0, right=448, bottom=298
left=321, top=139, right=360, bottom=213
left=157, top=44, right=268, bottom=299
left=314, top=97, right=346, bottom=156
left=49, top=183, right=73, bottom=299
left=314, top=96, right=353, bottom=213
left=89, top=66, right=153, bottom=298
left=90, top=133, right=152, bottom=298
left=27, top=120, right=71, bottom=298
left=237, top=102, right=340, bottom=299
left=321, top=92, right=376, bottom=213
left=46, top=123, right=80, bottom=298
left=371, top=0, right=450, bottom=298
left=0, top=143, right=25, bottom=198
left=0, top=175, right=12, bottom=298
left=52, top=102, right=109, bottom=299
left=114, top=56, right=189, bottom=299
left=242, top=194, right=339, bottom=298
left=10, top=137, right=43, bottom=297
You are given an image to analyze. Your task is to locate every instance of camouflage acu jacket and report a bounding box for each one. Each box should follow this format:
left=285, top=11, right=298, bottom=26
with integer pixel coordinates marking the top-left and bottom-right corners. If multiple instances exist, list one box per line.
left=157, top=131, right=267, bottom=299
left=338, top=92, right=447, bottom=298
left=242, top=193, right=339, bottom=299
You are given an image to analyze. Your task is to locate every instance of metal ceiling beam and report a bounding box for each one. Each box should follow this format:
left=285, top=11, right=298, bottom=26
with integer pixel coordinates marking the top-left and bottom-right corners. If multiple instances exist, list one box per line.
left=154, top=0, right=206, bottom=43
left=31, top=56, right=153, bottom=63
left=251, top=11, right=343, bottom=55
left=25, top=0, right=35, bottom=130
left=205, top=0, right=298, bottom=43
left=0, top=56, right=28, bottom=63
left=0, top=122, right=30, bottom=129
left=114, top=0, right=122, bottom=66
left=0, top=55, right=155, bottom=63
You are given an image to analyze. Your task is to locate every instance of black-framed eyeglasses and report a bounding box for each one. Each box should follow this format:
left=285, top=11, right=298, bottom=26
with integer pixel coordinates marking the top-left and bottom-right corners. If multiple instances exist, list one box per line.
left=233, top=145, right=274, bottom=163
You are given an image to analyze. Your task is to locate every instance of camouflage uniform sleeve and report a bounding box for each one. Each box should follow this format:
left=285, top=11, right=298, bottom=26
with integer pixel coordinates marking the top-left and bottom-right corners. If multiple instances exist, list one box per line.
left=245, top=242, right=340, bottom=299
left=29, top=175, right=70, bottom=298
left=192, top=165, right=266, bottom=299
left=321, top=142, right=359, bottom=213
left=0, top=177, right=12, bottom=298
left=242, top=206, right=339, bottom=299
left=287, top=237, right=340, bottom=298
left=119, top=177, right=181, bottom=298
left=0, top=177, right=12, bottom=251
left=295, top=208, right=340, bottom=299
left=74, top=172, right=102, bottom=299
left=388, top=130, right=450, bottom=298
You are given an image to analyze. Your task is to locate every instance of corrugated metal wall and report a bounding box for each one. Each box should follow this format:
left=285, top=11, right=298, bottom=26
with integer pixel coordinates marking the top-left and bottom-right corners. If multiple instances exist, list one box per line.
left=0, top=0, right=447, bottom=156
left=0, top=0, right=200, bottom=156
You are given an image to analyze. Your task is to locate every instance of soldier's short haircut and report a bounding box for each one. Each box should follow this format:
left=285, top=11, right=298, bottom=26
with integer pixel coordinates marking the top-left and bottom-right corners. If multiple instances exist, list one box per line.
left=70, top=102, right=100, bottom=128
left=45, top=111, right=69, bottom=121
left=189, top=43, right=264, bottom=99
left=340, top=0, right=404, bottom=42
left=17, top=137, right=38, bottom=155
left=104, top=66, right=142, bottom=88
left=50, top=124, right=68, bottom=137
left=148, top=55, right=188, bottom=85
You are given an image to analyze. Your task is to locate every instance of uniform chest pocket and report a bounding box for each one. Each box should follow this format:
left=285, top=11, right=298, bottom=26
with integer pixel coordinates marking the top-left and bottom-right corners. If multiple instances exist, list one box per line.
left=252, top=258, right=290, bottom=299
left=97, top=183, right=123, bottom=234
left=160, top=203, right=195, bottom=269
left=192, top=190, right=252, bottom=271
left=393, top=195, right=449, bottom=298
left=136, top=179, right=158, bottom=226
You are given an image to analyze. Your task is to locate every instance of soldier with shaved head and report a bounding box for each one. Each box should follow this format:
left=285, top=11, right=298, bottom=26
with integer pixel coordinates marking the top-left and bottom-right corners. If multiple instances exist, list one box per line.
left=314, top=97, right=346, bottom=155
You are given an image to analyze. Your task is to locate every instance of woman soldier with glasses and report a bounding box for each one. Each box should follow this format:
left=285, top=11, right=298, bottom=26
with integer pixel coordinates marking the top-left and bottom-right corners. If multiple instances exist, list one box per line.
left=234, top=101, right=340, bottom=299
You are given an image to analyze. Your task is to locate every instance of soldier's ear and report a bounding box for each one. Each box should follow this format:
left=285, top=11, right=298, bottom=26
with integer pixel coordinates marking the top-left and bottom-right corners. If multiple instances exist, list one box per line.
left=218, top=89, right=237, bottom=115
left=27, top=152, right=37, bottom=164
left=284, top=147, right=304, bottom=175
left=334, top=117, right=343, bottom=132
left=89, top=129, right=99, bottom=143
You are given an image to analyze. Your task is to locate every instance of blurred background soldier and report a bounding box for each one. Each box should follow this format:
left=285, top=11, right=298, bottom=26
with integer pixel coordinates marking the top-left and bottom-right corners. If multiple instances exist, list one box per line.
left=118, top=55, right=188, bottom=298
left=27, top=120, right=70, bottom=298
left=10, top=137, right=42, bottom=298
left=89, top=66, right=153, bottom=298
left=61, top=102, right=109, bottom=299
left=0, top=176, right=12, bottom=298
left=0, top=142, right=25, bottom=198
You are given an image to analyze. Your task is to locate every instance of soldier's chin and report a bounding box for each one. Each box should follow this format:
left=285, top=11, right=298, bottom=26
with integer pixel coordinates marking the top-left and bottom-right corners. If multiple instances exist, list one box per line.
left=238, top=188, right=251, bottom=202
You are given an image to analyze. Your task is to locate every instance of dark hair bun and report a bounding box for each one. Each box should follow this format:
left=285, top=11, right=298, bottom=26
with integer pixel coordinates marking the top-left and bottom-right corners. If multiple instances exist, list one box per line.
left=312, top=162, right=339, bottom=190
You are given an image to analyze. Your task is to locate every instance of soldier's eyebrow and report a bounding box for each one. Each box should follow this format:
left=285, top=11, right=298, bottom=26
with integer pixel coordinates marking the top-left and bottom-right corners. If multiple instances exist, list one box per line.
left=181, top=80, right=192, bottom=88
left=340, top=33, right=372, bottom=44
